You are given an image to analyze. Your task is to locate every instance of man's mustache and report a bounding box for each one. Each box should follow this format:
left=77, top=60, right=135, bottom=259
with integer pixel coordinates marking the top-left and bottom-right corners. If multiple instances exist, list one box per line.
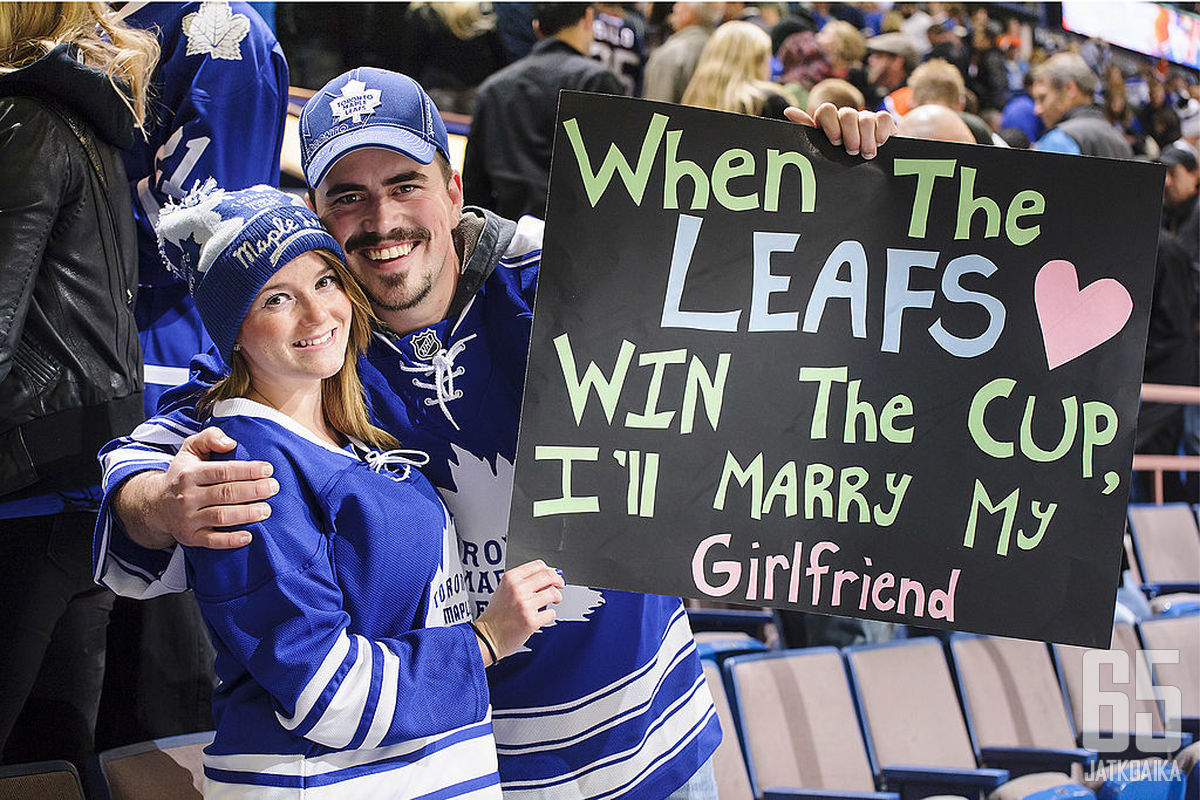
left=344, top=226, right=432, bottom=253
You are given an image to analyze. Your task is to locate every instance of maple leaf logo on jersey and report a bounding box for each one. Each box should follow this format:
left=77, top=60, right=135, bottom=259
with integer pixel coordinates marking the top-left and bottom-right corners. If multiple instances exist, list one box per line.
left=182, top=2, right=249, bottom=61
left=330, top=79, right=383, bottom=125
left=410, top=329, right=441, bottom=361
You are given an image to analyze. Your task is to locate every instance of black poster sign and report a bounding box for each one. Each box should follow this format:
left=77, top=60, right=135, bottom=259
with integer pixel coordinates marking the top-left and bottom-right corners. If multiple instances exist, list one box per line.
left=507, top=92, right=1164, bottom=647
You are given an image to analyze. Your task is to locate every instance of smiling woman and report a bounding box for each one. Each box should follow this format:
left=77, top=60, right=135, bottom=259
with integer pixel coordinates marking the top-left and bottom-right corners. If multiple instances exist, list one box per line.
left=151, top=183, right=563, bottom=799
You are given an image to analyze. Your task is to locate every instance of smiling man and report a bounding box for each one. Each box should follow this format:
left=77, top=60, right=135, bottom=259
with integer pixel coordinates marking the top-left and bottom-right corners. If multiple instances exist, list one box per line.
left=94, top=68, right=896, bottom=798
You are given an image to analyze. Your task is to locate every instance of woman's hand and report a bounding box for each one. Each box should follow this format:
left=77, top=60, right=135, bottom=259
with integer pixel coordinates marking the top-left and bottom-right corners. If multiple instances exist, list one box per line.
left=472, top=560, right=565, bottom=665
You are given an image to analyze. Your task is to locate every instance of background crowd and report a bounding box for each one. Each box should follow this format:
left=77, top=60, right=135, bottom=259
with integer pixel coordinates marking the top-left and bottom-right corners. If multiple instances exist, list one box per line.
left=1, top=0, right=1198, bottom=793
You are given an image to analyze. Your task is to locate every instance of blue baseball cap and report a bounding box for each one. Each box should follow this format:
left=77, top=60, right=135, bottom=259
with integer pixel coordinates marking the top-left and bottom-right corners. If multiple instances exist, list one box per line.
left=300, top=68, right=451, bottom=189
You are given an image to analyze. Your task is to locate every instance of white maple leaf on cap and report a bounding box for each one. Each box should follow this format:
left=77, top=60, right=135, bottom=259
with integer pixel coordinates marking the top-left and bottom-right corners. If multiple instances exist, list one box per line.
left=183, top=1, right=250, bottom=61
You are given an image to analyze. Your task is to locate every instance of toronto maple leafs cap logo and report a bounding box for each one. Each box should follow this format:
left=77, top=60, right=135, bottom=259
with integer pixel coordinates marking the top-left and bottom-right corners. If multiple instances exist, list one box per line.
left=299, top=68, right=450, bottom=189
left=156, top=182, right=344, bottom=363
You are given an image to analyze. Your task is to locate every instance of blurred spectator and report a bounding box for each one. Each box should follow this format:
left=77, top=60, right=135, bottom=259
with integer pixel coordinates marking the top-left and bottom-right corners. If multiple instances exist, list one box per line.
left=682, top=19, right=792, bottom=118
left=1135, top=229, right=1199, bottom=502
left=908, top=58, right=996, bottom=144
left=494, top=2, right=536, bottom=63
left=643, top=2, right=722, bottom=104
left=776, top=31, right=832, bottom=109
left=723, top=1, right=783, bottom=31
left=1138, top=75, right=1182, bottom=151
left=1001, top=70, right=1044, bottom=144
left=1160, top=144, right=1199, bottom=271
left=1103, top=64, right=1150, bottom=156
left=897, top=2, right=933, bottom=56
left=769, top=5, right=819, bottom=56
left=967, top=17, right=1009, bottom=112
left=898, top=103, right=975, bottom=143
left=0, top=2, right=156, bottom=783
left=996, top=127, right=1030, bottom=148
left=464, top=4, right=622, bottom=220
left=806, top=77, right=865, bottom=113
left=817, top=20, right=870, bottom=102
left=97, top=0, right=288, bottom=751
left=926, top=20, right=970, bottom=77
left=1177, top=98, right=1199, bottom=153
left=590, top=3, right=647, bottom=97
left=1031, top=53, right=1132, bottom=158
left=865, top=31, right=920, bottom=114
left=399, top=3, right=507, bottom=115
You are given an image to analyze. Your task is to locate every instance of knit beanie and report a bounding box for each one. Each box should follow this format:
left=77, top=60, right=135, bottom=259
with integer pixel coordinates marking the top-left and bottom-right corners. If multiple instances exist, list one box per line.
left=156, top=182, right=345, bottom=363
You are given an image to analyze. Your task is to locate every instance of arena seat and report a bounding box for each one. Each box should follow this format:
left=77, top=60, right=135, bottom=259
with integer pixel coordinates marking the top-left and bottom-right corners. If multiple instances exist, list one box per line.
left=950, top=634, right=1098, bottom=780
left=724, top=647, right=900, bottom=799
left=1053, top=624, right=1193, bottom=761
left=1126, top=504, right=1200, bottom=605
left=702, top=659, right=755, bottom=800
left=94, top=730, right=212, bottom=800
left=845, top=638, right=1094, bottom=800
left=1137, top=613, right=1200, bottom=738
left=0, top=760, right=84, bottom=800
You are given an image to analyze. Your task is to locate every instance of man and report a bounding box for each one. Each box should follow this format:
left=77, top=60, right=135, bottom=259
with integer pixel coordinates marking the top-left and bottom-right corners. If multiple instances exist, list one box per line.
left=642, top=2, right=721, bottom=104
left=99, top=0, right=289, bottom=748
left=463, top=4, right=623, bottom=221
left=1031, top=53, right=1132, bottom=159
left=907, top=58, right=999, bottom=145
left=864, top=31, right=919, bottom=115
left=94, top=69, right=896, bottom=798
left=590, top=3, right=647, bottom=97
left=898, top=102, right=976, bottom=143
left=1160, top=143, right=1199, bottom=270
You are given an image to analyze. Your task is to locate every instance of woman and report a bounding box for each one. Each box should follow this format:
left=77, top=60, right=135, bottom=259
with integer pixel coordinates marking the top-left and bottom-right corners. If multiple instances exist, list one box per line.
left=155, top=184, right=563, bottom=798
left=682, top=20, right=793, bottom=120
left=0, top=1, right=157, bottom=775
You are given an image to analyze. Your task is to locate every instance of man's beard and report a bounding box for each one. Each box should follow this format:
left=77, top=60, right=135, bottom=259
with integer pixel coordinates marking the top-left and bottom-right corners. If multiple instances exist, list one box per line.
left=346, top=224, right=437, bottom=312
left=363, top=266, right=437, bottom=312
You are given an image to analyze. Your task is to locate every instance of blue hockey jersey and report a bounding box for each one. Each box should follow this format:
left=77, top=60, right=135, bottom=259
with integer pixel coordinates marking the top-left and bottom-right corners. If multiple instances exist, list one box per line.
left=118, top=1, right=288, bottom=414
left=191, top=398, right=498, bottom=799
left=94, top=209, right=720, bottom=799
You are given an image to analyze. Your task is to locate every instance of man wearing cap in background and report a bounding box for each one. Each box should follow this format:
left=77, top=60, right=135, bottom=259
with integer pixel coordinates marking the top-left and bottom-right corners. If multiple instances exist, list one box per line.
left=864, top=31, right=920, bottom=116
left=93, top=68, right=897, bottom=798
left=1161, top=142, right=1198, bottom=270
left=1031, top=52, right=1132, bottom=159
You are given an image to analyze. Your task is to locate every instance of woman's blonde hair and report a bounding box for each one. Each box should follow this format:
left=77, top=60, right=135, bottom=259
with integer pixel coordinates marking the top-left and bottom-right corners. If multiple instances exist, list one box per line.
left=682, top=21, right=789, bottom=116
left=416, top=2, right=495, bottom=41
left=201, top=250, right=400, bottom=452
left=0, top=1, right=158, bottom=129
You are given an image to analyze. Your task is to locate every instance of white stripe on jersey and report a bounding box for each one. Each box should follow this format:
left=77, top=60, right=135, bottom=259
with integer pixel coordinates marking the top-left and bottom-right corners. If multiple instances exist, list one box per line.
left=498, top=679, right=716, bottom=800
left=204, top=713, right=502, bottom=799
left=492, top=607, right=694, bottom=749
left=143, top=363, right=192, bottom=386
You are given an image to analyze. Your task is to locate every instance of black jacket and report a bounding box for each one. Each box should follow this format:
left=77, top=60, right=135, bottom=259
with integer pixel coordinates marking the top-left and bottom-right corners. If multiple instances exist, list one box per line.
left=463, top=38, right=623, bottom=220
left=0, top=45, right=143, bottom=498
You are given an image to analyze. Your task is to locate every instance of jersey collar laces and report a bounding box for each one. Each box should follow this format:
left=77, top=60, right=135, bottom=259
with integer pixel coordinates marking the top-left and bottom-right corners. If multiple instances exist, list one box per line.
left=399, top=333, right=478, bottom=430
left=362, top=446, right=431, bottom=481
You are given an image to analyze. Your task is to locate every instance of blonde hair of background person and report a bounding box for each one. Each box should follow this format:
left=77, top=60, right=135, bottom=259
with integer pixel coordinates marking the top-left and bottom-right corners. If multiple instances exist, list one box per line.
left=807, top=77, right=865, bottom=114
left=201, top=249, right=400, bottom=452
left=909, top=58, right=966, bottom=109
left=0, top=1, right=157, bottom=128
left=414, top=1, right=495, bottom=40
left=817, top=20, right=867, bottom=73
left=682, top=20, right=791, bottom=115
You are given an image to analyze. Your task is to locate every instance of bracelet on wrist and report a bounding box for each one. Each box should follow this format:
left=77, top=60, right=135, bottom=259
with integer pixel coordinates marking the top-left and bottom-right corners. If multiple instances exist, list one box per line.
left=468, top=621, right=500, bottom=666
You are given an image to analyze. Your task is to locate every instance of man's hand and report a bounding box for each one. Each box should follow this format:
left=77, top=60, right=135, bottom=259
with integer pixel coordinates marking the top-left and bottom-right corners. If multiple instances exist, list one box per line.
left=785, top=102, right=898, bottom=160
left=112, top=427, right=278, bottom=550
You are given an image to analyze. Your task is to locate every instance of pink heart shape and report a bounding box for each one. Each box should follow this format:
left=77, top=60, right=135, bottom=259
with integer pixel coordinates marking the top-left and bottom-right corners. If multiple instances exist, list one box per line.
left=1034, top=259, right=1133, bottom=371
